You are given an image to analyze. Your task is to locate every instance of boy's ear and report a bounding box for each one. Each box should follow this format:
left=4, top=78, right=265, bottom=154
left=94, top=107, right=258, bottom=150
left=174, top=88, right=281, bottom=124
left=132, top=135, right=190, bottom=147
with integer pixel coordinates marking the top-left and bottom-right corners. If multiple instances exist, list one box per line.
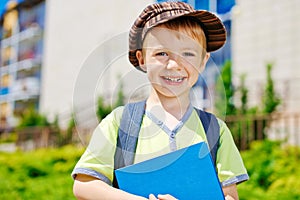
left=136, top=50, right=146, bottom=72
left=199, top=53, right=210, bottom=72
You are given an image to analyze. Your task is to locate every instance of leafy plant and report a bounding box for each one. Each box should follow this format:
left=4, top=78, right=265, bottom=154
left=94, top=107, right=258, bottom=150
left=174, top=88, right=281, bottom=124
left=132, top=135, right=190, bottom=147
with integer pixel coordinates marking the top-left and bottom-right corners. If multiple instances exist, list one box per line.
left=214, top=62, right=282, bottom=148
left=215, top=60, right=236, bottom=116
left=262, top=63, right=281, bottom=114
left=18, top=107, right=50, bottom=128
left=57, top=114, right=76, bottom=146
left=114, top=77, right=125, bottom=108
left=96, top=80, right=125, bottom=121
left=237, top=74, right=248, bottom=115
left=96, top=96, right=113, bottom=121
left=0, top=145, right=84, bottom=200
left=66, top=113, right=75, bottom=139
left=238, top=140, right=300, bottom=199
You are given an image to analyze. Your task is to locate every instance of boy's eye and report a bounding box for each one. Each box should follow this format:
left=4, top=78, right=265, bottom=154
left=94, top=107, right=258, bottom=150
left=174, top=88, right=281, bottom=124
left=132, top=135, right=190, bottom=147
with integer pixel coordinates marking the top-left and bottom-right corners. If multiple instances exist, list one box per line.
left=182, top=52, right=195, bottom=57
left=156, top=52, right=168, bottom=57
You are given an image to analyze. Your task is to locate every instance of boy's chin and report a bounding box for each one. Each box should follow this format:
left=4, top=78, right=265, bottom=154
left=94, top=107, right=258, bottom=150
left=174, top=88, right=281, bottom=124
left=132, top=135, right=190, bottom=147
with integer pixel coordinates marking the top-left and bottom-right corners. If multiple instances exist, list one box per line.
left=153, top=87, right=190, bottom=99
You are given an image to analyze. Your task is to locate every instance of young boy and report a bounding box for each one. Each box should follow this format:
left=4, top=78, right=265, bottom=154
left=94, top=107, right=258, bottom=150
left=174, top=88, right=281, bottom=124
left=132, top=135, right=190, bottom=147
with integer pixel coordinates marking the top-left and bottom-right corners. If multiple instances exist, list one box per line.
left=72, top=2, right=248, bottom=200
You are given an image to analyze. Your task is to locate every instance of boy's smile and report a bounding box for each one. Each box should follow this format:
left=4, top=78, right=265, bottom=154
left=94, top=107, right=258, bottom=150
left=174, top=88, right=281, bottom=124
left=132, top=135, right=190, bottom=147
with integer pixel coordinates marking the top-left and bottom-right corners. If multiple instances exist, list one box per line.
left=136, top=27, right=209, bottom=100
left=162, top=76, right=186, bottom=84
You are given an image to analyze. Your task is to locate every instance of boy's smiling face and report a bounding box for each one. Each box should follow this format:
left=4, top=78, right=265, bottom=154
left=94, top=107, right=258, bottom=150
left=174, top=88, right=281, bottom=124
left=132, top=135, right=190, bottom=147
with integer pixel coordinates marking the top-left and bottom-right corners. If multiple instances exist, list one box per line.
left=136, top=27, right=210, bottom=99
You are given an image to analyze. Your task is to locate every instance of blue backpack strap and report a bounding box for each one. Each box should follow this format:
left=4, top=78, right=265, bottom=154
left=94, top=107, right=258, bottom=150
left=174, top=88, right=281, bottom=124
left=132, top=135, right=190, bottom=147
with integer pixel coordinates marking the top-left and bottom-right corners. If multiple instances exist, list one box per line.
left=194, top=108, right=220, bottom=166
left=114, top=102, right=220, bottom=168
left=114, top=100, right=146, bottom=170
left=113, top=102, right=219, bottom=187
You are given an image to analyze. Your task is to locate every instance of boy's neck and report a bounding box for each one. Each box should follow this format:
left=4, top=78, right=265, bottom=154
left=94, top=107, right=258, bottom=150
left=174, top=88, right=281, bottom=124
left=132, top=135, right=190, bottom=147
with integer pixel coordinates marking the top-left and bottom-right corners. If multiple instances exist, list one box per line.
left=146, top=90, right=191, bottom=120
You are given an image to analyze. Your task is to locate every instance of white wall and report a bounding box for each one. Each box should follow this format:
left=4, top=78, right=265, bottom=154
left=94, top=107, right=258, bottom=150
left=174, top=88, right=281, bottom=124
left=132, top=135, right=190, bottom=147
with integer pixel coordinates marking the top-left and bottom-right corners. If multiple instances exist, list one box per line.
left=41, top=0, right=300, bottom=128
left=40, top=0, right=153, bottom=127
left=232, top=0, right=300, bottom=112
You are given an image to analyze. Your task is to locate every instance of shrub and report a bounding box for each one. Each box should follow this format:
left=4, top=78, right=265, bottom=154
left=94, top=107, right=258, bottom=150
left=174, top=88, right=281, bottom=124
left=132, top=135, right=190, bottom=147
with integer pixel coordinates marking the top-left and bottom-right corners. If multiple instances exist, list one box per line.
left=96, top=80, right=125, bottom=121
left=238, top=140, right=300, bottom=199
left=262, top=63, right=281, bottom=114
left=96, top=96, right=113, bottom=121
left=17, top=107, right=50, bottom=128
left=215, top=60, right=236, bottom=116
left=0, top=145, right=84, bottom=199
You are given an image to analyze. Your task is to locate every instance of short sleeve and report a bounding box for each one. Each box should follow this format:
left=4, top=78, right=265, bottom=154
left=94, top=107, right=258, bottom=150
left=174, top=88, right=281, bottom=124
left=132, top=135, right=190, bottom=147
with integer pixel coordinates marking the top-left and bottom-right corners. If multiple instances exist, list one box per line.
left=71, top=106, right=124, bottom=185
left=216, top=119, right=249, bottom=187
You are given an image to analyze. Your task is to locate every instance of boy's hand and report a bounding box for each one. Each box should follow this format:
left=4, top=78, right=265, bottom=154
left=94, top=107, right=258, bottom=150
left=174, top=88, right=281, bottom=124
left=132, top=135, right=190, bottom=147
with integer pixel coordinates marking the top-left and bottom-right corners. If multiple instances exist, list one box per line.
left=149, top=194, right=157, bottom=200
left=225, top=195, right=236, bottom=200
left=149, top=194, right=178, bottom=200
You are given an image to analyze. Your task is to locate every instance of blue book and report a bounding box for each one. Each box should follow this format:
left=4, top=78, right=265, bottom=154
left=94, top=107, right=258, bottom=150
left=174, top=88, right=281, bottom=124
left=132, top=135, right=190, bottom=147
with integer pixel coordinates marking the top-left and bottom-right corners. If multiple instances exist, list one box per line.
left=115, top=142, right=225, bottom=200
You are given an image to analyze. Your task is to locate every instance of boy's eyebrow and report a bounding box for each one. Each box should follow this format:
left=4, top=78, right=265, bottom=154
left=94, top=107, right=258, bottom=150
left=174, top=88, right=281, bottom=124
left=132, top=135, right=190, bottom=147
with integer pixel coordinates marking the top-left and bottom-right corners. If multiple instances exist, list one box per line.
left=145, top=44, right=201, bottom=51
left=143, top=45, right=165, bottom=50
left=182, top=48, right=199, bottom=52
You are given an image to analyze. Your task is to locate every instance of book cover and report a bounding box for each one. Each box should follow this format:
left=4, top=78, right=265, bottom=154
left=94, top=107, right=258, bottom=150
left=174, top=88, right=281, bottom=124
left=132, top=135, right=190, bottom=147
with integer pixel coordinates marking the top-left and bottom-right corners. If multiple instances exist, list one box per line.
left=115, top=142, right=225, bottom=200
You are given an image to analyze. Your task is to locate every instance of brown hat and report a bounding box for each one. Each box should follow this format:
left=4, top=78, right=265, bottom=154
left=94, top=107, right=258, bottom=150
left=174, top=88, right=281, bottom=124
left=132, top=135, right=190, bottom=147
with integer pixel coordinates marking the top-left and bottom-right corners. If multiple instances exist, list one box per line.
left=129, top=1, right=227, bottom=70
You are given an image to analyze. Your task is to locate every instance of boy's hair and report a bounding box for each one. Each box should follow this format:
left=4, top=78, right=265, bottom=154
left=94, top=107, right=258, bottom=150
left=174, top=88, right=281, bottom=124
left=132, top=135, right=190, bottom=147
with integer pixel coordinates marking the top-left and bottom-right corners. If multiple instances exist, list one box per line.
left=128, top=1, right=226, bottom=71
left=154, top=16, right=207, bottom=59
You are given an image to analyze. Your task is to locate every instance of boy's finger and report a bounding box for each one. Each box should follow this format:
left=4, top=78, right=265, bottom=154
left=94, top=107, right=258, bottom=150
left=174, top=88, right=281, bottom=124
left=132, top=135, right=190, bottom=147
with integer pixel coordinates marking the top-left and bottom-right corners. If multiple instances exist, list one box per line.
left=149, top=194, right=158, bottom=200
left=157, top=194, right=178, bottom=200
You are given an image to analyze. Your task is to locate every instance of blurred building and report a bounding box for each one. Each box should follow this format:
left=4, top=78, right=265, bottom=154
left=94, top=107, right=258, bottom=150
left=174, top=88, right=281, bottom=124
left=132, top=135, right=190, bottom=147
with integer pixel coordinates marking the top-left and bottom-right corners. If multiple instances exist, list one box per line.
left=0, top=0, right=299, bottom=131
left=0, top=0, right=153, bottom=130
left=232, top=0, right=300, bottom=113
left=0, top=0, right=45, bottom=130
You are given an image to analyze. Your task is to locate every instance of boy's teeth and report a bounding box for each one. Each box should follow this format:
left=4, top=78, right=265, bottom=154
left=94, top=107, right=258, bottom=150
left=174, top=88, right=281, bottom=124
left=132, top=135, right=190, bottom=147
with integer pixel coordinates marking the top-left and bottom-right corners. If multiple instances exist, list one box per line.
left=165, top=77, right=184, bottom=82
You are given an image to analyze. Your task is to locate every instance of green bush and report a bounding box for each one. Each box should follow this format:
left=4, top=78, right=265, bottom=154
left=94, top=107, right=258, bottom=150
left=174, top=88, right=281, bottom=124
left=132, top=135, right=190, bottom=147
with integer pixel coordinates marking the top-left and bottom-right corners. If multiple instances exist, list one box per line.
left=262, top=63, right=281, bottom=114
left=17, top=107, right=50, bottom=128
left=238, top=140, right=300, bottom=199
left=96, top=81, right=125, bottom=121
left=0, top=132, right=17, bottom=143
left=96, top=96, right=113, bottom=121
left=0, top=145, right=84, bottom=199
left=215, top=60, right=236, bottom=117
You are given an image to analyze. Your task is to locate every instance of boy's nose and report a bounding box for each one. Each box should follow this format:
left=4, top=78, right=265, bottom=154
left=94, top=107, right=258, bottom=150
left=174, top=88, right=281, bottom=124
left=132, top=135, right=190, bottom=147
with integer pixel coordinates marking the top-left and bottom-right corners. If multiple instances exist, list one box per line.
left=166, top=54, right=182, bottom=70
